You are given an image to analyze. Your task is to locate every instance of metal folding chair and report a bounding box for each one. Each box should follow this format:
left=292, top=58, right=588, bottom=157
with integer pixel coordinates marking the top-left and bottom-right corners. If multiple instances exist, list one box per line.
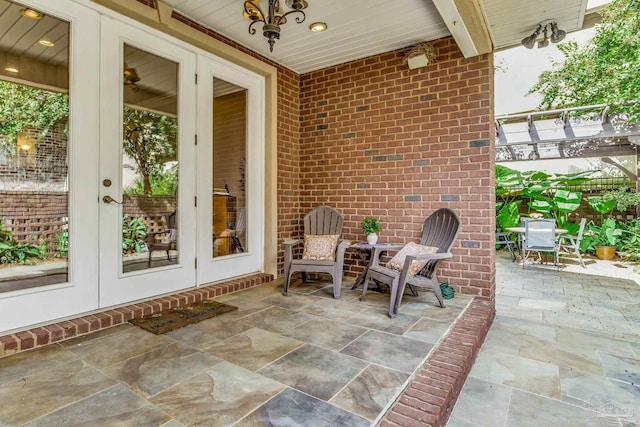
left=522, top=219, right=558, bottom=269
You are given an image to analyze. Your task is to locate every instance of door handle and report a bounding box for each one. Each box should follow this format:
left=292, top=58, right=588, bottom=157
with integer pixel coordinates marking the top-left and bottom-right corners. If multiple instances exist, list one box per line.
left=102, top=195, right=123, bottom=204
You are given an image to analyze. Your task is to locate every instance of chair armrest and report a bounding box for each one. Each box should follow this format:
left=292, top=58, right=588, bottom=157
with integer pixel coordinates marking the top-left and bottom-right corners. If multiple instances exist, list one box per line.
left=406, top=252, right=453, bottom=262
left=558, top=235, right=576, bottom=245
left=336, top=239, right=351, bottom=257
left=283, top=238, right=302, bottom=248
left=334, top=240, right=351, bottom=267
left=398, top=252, right=453, bottom=280
left=283, top=239, right=303, bottom=275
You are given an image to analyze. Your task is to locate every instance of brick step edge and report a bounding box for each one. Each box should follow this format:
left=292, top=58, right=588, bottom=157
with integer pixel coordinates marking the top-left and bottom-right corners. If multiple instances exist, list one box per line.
left=0, top=273, right=273, bottom=358
left=380, top=298, right=495, bottom=427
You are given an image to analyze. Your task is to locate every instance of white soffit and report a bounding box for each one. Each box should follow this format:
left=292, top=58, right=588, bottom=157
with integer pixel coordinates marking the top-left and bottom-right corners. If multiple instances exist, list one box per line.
left=480, top=0, right=588, bottom=50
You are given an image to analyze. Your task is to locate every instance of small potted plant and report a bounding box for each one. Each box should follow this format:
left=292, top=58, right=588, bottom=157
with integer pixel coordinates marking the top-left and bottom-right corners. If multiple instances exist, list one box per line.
left=587, top=218, right=622, bottom=260
left=361, top=217, right=382, bottom=245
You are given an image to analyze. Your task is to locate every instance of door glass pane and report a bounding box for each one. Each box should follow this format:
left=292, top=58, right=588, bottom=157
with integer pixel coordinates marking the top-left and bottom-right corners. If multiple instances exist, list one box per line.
left=0, top=1, right=70, bottom=292
left=212, top=78, right=247, bottom=258
left=121, top=44, right=179, bottom=273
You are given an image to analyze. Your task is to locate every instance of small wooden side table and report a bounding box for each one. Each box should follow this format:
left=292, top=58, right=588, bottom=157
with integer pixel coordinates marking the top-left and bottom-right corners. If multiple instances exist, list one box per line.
left=350, top=242, right=402, bottom=289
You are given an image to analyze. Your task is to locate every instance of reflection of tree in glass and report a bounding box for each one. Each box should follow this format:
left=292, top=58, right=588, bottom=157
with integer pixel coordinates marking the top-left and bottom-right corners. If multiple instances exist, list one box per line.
left=0, top=81, right=68, bottom=149
left=123, top=107, right=177, bottom=195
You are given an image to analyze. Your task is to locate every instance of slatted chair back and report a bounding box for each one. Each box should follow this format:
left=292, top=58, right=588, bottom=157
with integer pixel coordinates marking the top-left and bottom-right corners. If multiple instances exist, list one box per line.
left=419, top=208, right=461, bottom=279
left=304, top=205, right=344, bottom=236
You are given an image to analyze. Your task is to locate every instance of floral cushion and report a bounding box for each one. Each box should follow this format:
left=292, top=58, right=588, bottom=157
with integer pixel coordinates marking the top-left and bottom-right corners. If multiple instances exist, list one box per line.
left=387, top=242, right=438, bottom=276
left=302, top=234, right=339, bottom=261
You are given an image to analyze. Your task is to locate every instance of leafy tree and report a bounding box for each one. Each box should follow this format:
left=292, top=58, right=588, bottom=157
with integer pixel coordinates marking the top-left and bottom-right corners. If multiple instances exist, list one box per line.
left=0, top=81, right=68, bottom=147
left=125, top=162, right=178, bottom=195
left=529, top=0, right=640, bottom=118
left=123, top=107, right=177, bottom=195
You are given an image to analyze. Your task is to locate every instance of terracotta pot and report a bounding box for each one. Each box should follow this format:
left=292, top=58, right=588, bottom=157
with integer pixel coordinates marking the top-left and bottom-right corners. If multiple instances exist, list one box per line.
left=595, top=245, right=616, bottom=260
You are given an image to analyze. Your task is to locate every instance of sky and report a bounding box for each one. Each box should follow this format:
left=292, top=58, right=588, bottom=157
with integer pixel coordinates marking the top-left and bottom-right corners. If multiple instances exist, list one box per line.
left=494, top=0, right=615, bottom=174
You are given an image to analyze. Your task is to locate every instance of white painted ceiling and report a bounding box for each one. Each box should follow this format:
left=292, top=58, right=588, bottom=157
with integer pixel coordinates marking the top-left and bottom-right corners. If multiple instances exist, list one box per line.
left=164, top=0, right=589, bottom=73
left=0, top=0, right=591, bottom=95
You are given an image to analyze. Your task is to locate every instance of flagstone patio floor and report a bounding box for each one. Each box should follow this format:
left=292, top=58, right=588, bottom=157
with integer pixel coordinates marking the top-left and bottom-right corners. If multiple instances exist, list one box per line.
left=0, top=277, right=473, bottom=426
left=448, top=252, right=640, bottom=426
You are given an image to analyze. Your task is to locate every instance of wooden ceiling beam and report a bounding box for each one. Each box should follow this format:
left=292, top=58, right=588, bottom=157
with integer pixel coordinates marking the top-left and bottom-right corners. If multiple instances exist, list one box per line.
left=432, top=0, right=492, bottom=57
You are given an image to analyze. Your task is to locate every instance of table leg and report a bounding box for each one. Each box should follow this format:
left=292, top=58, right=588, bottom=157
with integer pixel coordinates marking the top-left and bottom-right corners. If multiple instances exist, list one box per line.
left=350, top=249, right=370, bottom=289
left=350, top=247, right=384, bottom=292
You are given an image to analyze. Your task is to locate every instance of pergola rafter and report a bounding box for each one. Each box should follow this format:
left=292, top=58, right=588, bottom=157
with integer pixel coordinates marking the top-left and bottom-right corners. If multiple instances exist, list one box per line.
left=495, top=103, right=640, bottom=162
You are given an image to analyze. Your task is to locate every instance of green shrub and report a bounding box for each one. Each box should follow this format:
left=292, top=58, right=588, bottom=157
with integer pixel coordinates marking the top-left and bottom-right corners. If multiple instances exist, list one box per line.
left=122, top=215, right=147, bottom=254
left=0, top=223, right=40, bottom=264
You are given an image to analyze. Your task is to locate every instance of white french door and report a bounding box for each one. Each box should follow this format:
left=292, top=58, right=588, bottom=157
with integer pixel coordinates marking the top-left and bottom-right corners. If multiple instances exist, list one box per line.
left=196, top=56, right=265, bottom=284
left=0, top=0, right=265, bottom=335
left=98, top=16, right=197, bottom=307
left=0, top=0, right=100, bottom=332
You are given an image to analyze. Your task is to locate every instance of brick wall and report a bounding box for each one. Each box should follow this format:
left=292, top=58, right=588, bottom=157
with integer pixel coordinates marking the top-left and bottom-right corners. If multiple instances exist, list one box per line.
left=276, top=68, right=302, bottom=269
left=299, top=38, right=496, bottom=298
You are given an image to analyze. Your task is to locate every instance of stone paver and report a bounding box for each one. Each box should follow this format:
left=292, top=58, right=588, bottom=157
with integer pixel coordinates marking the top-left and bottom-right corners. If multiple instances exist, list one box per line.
left=448, top=252, right=640, bottom=426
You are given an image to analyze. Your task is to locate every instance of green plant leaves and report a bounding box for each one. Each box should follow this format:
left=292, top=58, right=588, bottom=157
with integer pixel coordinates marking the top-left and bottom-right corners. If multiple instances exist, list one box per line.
left=555, top=189, right=582, bottom=213
left=497, top=200, right=521, bottom=230
left=528, top=0, right=640, bottom=120
left=587, top=196, right=617, bottom=215
left=361, top=217, right=381, bottom=235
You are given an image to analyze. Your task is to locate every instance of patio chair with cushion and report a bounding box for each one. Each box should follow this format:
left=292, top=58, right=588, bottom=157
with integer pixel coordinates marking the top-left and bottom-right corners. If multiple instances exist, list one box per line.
left=522, top=218, right=558, bottom=269
left=361, top=208, right=461, bottom=318
left=558, top=217, right=587, bottom=268
left=283, top=206, right=351, bottom=298
left=145, top=211, right=177, bottom=267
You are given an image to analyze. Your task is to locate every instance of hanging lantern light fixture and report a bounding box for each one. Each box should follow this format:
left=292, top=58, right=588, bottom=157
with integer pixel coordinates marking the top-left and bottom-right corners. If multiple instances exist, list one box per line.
left=243, top=0, right=310, bottom=52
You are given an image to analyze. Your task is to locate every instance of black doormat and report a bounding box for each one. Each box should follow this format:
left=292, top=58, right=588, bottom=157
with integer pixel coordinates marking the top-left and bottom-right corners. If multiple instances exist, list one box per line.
left=129, top=300, right=237, bottom=334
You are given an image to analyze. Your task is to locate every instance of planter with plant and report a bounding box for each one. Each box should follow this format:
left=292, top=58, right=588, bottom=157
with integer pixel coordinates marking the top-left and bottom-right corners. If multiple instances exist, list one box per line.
left=583, top=195, right=620, bottom=260
left=583, top=218, right=622, bottom=260
left=361, top=217, right=382, bottom=245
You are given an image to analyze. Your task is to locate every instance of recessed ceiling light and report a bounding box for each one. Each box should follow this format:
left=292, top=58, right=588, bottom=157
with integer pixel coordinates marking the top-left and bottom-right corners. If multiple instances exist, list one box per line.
left=20, top=8, right=43, bottom=20
left=309, top=22, right=327, bottom=32
left=39, top=39, right=55, bottom=47
left=4, top=67, right=19, bottom=73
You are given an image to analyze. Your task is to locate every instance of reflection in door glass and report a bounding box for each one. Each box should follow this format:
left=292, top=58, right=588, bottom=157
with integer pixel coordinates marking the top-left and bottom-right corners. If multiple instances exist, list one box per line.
left=212, top=78, right=247, bottom=258
left=121, top=44, right=179, bottom=273
left=0, top=1, right=70, bottom=293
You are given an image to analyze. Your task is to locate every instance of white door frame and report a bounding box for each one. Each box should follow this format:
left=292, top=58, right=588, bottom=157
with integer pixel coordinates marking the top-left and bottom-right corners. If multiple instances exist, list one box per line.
left=196, top=55, right=265, bottom=284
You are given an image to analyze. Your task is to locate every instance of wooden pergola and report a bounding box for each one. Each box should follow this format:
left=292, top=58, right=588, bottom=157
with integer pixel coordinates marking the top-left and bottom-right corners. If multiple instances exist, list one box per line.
left=496, top=104, right=640, bottom=161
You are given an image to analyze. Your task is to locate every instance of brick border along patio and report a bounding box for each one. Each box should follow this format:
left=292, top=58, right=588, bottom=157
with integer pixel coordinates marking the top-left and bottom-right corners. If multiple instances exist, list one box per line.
left=0, top=280, right=494, bottom=427
left=0, top=273, right=273, bottom=357
left=382, top=299, right=495, bottom=427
